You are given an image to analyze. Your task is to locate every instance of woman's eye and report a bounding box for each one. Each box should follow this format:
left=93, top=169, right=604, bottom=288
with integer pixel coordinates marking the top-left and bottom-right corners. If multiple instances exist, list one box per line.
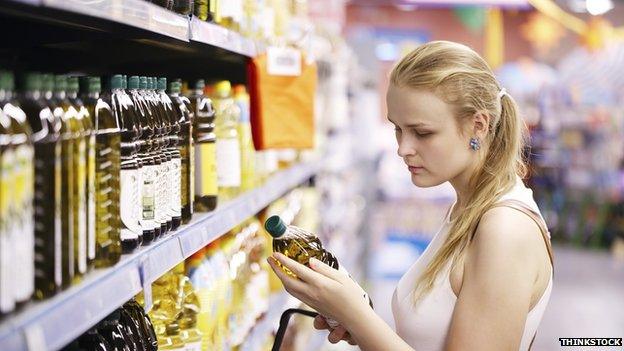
left=414, top=130, right=432, bottom=137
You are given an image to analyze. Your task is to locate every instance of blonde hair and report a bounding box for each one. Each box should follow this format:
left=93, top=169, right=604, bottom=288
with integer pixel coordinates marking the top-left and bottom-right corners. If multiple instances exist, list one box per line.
left=390, top=41, right=529, bottom=301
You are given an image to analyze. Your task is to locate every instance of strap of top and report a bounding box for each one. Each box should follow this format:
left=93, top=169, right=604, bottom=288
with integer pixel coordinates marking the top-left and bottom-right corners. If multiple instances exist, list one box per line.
left=489, top=199, right=554, bottom=270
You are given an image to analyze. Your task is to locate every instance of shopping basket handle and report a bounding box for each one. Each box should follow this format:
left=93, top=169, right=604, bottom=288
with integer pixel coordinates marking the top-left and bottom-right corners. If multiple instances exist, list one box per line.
left=272, top=308, right=319, bottom=351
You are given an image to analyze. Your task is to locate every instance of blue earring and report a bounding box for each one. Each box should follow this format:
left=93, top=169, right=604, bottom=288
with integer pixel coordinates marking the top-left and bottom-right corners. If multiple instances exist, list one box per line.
left=470, top=137, right=481, bottom=151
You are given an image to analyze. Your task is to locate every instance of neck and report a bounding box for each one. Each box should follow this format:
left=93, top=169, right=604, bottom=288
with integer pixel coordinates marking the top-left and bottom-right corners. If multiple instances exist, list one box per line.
left=449, top=161, right=480, bottom=212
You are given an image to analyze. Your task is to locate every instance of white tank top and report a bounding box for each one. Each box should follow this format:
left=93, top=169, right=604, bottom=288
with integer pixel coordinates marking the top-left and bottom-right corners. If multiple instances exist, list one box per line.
left=391, top=178, right=553, bottom=351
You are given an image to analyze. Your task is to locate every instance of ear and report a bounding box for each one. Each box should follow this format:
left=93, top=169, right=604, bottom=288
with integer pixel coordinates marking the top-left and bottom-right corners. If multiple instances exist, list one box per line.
left=470, top=111, right=491, bottom=139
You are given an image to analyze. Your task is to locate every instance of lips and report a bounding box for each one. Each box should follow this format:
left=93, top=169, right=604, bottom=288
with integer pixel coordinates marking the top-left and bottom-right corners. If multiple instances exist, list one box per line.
left=408, top=165, right=424, bottom=174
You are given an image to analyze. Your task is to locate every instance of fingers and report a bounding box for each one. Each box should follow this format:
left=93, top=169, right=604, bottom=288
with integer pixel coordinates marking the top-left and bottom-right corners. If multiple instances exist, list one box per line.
left=313, top=315, right=329, bottom=330
left=272, top=253, right=324, bottom=283
left=327, top=326, right=347, bottom=344
left=267, top=256, right=308, bottom=295
left=308, top=257, right=346, bottom=283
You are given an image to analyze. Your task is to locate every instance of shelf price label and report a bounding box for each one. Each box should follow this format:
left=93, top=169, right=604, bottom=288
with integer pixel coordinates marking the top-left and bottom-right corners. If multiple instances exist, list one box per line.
left=138, top=257, right=153, bottom=312
left=24, top=324, right=46, bottom=351
left=267, top=47, right=302, bottom=76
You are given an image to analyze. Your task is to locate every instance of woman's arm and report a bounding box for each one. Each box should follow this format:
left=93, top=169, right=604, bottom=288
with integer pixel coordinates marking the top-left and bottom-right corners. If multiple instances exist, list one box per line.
left=444, top=207, right=544, bottom=351
left=268, top=253, right=414, bottom=350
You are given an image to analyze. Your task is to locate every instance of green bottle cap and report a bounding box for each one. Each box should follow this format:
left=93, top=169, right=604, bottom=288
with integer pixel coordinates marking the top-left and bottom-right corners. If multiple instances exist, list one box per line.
left=128, top=76, right=140, bottom=90
left=194, top=79, right=205, bottom=90
left=139, top=76, right=147, bottom=90
left=146, top=77, right=154, bottom=90
left=67, top=76, right=79, bottom=93
left=168, top=81, right=181, bottom=94
left=110, top=75, right=123, bottom=90
left=157, top=77, right=167, bottom=91
left=42, top=74, right=54, bottom=92
left=122, top=75, right=128, bottom=89
left=0, top=71, right=12, bottom=91
left=54, top=75, right=67, bottom=92
left=88, top=77, right=101, bottom=93
left=24, top=72, right=42, bottom=92
left=265, top=215, right=287, bottom=238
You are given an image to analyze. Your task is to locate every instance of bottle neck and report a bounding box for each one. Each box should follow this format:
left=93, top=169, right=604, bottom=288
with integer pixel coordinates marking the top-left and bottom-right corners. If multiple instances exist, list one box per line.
left=88, top=91, right=100, bottom=100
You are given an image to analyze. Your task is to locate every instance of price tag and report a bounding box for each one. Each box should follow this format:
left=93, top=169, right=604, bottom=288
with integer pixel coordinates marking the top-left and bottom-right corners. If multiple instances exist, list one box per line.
left=24, top=324, right=47, bottom=351
left=138, top=258, right=153, bottom=312
left=267, top=47, right=301, bottom=76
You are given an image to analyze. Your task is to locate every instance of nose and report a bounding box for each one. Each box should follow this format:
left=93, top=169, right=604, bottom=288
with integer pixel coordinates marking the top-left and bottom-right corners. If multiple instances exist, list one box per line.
left=397, top=136, right=416, bottom=158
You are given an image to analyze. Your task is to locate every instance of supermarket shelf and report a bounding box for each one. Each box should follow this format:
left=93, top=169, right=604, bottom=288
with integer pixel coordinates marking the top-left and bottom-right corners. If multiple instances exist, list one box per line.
left=0, top=162, right=319, bottom=351
left=190, top=17, right=257, bottom=57
left=41, top=0, right=190, bottom=42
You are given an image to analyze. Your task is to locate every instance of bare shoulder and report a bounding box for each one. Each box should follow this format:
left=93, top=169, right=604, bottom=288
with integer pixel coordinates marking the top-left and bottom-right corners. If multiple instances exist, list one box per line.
left=468, top=206, right=546, bottom=274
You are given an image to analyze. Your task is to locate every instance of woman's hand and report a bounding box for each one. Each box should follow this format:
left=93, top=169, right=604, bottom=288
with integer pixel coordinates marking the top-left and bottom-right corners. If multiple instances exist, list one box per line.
left=313, top=314, right=357, bottom=345
left=266, top=252, right=370, bottom=332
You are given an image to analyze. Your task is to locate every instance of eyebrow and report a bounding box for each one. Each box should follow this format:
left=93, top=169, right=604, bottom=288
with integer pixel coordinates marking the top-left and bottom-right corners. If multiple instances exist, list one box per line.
left=387, top=116, right=431, bottom=128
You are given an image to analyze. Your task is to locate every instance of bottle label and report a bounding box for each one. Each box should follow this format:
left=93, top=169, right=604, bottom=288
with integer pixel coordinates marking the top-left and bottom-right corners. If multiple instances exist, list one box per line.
left=0, top=149, right=15, bottom=312
left=159, top=161, right=170, bottom=224
left=166, top=158, right=176, bottom=217
left=87, top=134, right=96, bottom=261
left=135, top=163, right=144, bottom=235
left=76, top=140, right=87, bottom=274
left=196, top=142, right=217, bottom=197
left=216, top=139, right=241, bottom=187
left=16, top=145, right=35, bottom=297
left=120, top=168, right=141, bottom=234
left=141, top=165, right=157, bottom=230
left=184, top=341, right=202, bottom=351
left=189, top=140, right=195, bottom=212
left=171, top=157, right=182, bottom=216
left=54, top=145, right=62, bottom=288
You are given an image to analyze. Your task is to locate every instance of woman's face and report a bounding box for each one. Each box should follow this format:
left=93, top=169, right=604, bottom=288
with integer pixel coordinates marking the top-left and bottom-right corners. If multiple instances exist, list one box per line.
left=386, top=84, right=476, bottom=188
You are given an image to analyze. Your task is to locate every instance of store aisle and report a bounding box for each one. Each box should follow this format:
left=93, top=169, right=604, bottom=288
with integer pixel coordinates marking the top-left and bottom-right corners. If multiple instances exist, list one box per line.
left=534, top=246, right=624, bottom=350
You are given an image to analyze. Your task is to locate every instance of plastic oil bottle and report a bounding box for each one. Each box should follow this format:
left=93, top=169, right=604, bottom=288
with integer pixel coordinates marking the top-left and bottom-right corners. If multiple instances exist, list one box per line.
left=233, top=84, right=255, bottom=192
left=81, top=77, right=122, bottom=268
left=104, top=75, right=141, bottom=253
left=212, top=81, right=241, bottom=201
left=68, top=77, right=96, bottom=271
left=152, top=77, right=174, bottom=233
left=189, top=80, right=217, bottom=212
left=1, top=72, right=35, bottom=306
left=173, top=262, right=202, bottom=351
left=128, top=76, right=158, bottom=244
left=265, top=215, right=372, bottom=328
left=157, top=78, right=182, bottom=231
left=168, top=81, right=194, bottom=224
left=18, top=73, right=62, bottom=298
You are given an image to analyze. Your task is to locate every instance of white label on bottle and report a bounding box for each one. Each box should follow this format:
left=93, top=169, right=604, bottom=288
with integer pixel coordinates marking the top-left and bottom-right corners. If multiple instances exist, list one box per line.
left=135, top=164, right=143, bottom=235
left=77, top=140, right=87, bottom=274
left=166, top=158, right=175, bottom=217
left=54, top=146, right=62, bottom=288
left=87, top=135, right=96, bottom=261
left=216, top=139, right=241, bottom=187
left=1, top=149, right=15, bottom=312
left=16, top=145, right=35, bottom=297
left=120, top=169, right=141, bottom=234
left=189, top=142, right=195, bottom=212
left=171, top=157, right=181, bottom=217
left=267, top=46, right=302, bottom=76
left=159, top=162, right=170, bottom=223
left=184, top=341, right=202, bottom=351
left=0, top=228, right=12, bottom=313
left=141, top=165, right=157, bottom=231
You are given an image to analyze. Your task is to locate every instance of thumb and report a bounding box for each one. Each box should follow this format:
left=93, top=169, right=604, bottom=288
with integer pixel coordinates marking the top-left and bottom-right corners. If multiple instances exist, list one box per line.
left=309, top=257, right=345, bottom=283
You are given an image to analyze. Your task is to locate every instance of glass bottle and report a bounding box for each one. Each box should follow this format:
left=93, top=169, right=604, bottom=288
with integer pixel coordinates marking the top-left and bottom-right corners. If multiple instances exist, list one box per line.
left=157, top=78, right=182, bottom=230
left=128, top=76, right=158, bottom=244
left=189, top=80, right=217, bottom=212
left=1, top=71, right=35, bottom=305
left=102, top=75, right=141, bottom=253
left=168, top=81, right=194, bottom=224
left=81, top=77, right=122, bottom=267
left=19, top=73, right=63, bottom=298
left=68, top=77, right=95, bottom=272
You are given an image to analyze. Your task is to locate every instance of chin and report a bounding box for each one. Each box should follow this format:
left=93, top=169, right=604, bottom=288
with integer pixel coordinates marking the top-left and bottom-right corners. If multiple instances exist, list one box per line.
left=410, top=173, right=446, bottom=188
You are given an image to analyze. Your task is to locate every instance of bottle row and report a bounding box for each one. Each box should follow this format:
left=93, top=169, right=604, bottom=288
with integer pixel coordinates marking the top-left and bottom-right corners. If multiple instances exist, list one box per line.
left=0, top=70, right=282, bottom=316
left=62, top=214, right=272, bottom=351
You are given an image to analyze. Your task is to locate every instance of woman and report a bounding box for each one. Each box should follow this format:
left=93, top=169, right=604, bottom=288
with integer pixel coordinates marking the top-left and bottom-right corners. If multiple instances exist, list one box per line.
left=267, top=41, right=554, bottom=351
